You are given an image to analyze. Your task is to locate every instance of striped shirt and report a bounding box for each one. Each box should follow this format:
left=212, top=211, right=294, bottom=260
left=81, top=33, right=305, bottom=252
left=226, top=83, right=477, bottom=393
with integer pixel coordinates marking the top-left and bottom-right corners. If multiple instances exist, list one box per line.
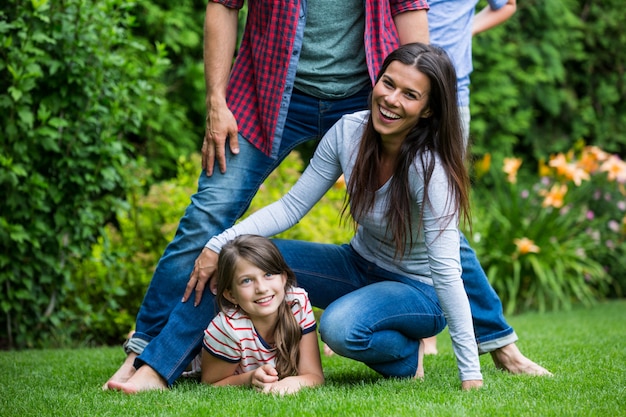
left=210, top=0, right=429, bottom=157
left=203, top=287, right=316, bottom=375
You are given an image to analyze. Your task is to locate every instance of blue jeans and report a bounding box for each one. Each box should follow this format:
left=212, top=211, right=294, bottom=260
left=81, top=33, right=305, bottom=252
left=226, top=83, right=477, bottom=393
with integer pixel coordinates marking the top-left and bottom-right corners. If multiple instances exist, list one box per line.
left=129, top=87, right=516, bottom=385
left=131, top=87, right=372, bottom=385
left=272, top=238, right=516, bottom=378
left=274, top=240, right=447, bottom=377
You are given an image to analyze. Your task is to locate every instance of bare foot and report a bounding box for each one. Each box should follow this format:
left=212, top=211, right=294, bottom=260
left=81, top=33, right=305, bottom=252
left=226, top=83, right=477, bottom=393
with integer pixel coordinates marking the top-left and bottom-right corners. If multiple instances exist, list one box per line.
left=107, top=364, right=167, bottom=394
left=323, top=343, right=335, bottom=357
left=414, top=339, right=425, bottom=379
left=102, top=352, right=138, bottom=390
left=422, top=335, right=438, bottom=355
left=490, top=343, right=553, bottom=376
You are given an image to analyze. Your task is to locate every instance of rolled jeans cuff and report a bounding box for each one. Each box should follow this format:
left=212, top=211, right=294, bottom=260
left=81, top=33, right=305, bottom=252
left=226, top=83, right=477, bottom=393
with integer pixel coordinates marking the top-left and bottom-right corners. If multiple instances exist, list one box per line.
left=477, top=331, right=518, bottom=354
left=123, top=336, right=149, bottom=355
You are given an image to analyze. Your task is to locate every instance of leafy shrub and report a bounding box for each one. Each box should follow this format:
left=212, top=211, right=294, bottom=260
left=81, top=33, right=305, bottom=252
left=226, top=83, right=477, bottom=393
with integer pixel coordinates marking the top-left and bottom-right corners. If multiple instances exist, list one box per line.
left=0, top=0, right=179, bottom=348
left=66, top=156, right=198, bottom=345
left=468, top=144, right=625, bottom=314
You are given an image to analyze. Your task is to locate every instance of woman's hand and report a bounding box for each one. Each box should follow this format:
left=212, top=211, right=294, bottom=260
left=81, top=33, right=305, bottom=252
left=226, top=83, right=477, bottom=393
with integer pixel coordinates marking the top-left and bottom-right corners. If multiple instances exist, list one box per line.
left=182, top=247, right=219, bottom=306
left=461, top=379, right=483, bottom=391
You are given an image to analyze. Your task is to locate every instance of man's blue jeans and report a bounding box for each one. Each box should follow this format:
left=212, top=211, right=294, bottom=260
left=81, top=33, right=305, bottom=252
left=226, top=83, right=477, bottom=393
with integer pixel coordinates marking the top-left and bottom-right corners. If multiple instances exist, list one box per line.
left=129, top=87, right=515, bottom=385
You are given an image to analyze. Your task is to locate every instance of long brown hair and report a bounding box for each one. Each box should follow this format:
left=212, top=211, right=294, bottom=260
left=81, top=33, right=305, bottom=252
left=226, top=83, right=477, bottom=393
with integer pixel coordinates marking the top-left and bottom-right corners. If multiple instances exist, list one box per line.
left=214, top=235, right=301, bottom=378
left=345, top=42, right=471, bottom=257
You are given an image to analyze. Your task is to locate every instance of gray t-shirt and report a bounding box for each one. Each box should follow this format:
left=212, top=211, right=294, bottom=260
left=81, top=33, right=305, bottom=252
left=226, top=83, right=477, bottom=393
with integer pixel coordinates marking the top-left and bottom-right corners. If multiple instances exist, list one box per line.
left=206, top=111, right=482, bottom=382
left=294, top=0, right=370, bottom=98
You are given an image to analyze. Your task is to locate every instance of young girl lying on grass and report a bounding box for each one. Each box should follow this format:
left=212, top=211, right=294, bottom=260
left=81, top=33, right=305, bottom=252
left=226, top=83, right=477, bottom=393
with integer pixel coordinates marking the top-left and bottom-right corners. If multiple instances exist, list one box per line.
left=192, top=234, right=323, bottom=395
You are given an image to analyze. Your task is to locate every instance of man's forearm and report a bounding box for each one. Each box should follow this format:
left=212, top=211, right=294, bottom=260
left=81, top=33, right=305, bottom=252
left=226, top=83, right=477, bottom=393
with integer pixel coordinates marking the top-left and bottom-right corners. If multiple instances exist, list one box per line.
left=204, top=2, right=239, bottom=108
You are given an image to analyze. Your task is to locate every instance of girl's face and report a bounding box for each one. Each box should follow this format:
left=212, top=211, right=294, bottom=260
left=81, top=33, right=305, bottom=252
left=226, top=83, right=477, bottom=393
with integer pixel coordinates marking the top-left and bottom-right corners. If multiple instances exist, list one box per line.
left=224, top=258, right=287, bottom=323
left=371, top=61, right=431, bottom=143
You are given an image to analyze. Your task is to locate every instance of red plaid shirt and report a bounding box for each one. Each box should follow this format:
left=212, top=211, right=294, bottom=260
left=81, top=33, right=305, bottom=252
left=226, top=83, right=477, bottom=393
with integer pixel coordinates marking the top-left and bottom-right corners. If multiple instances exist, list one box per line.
left=211, top=0, right=429, bottom=156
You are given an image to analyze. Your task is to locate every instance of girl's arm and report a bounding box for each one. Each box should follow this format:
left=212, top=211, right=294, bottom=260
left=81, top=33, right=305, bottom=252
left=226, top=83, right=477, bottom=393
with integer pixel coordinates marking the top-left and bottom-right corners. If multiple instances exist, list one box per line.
left=262, top=331, right=324, bottom=395
left=200, top=350, right=251, bottom=386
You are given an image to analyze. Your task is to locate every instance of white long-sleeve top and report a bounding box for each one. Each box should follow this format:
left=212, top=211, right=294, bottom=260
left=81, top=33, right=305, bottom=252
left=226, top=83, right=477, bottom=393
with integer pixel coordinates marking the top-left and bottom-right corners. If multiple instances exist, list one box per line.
left=206, top=110, right=481, bottom=381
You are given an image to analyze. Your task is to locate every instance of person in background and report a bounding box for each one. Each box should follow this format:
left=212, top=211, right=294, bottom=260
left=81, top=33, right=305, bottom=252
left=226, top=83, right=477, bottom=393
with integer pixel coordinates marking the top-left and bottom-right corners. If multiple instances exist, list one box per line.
left=421, top=0, right=526, bottom=359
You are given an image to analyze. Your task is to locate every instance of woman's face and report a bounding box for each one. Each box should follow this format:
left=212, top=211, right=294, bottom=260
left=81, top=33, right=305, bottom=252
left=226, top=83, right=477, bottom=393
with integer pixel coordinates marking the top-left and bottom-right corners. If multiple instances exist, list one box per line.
left=371, top=61, right=431, bottom=144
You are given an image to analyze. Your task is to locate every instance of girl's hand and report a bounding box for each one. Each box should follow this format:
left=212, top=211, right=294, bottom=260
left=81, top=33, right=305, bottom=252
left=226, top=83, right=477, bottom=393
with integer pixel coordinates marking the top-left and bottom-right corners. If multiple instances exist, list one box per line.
left=250, top=365, right=279, bottom=392
left=182, top=247, right=219, bottom=306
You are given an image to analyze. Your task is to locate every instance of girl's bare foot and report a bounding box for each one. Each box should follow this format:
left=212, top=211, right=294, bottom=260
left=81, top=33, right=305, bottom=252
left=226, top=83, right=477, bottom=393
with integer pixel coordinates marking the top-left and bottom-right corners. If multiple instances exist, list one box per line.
left=102, top=352, right=138, bottom=390
left=422, top=335, right=438, bottom=355
left=415, top=339, right=425, bottom=379
left=107, top=364, right=167, bottom=394
left=490, top=343, right=553, bottom=376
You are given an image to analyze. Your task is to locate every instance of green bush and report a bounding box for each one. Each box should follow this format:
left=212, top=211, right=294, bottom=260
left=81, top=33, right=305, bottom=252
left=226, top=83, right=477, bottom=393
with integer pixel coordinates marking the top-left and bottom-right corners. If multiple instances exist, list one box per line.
left=468, top=143, right=624, bottom=314
left=66, top=156, right=198, bottom=345
left=0, top=0, right=178, bottom=348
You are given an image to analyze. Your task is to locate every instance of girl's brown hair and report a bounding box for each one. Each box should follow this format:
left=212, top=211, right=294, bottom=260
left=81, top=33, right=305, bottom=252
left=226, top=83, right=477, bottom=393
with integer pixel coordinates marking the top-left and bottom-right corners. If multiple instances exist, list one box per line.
left=345, top=42, right=471, bottom=257
left=214, top=235, right=301, bottom=378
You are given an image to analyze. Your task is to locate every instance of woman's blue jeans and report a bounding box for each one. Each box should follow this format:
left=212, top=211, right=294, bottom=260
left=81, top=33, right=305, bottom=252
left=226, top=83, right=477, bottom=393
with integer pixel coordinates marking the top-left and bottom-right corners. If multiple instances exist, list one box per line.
left=129, top=88, right=515, bottom=385
left=274, top=240, right=447, bottom=377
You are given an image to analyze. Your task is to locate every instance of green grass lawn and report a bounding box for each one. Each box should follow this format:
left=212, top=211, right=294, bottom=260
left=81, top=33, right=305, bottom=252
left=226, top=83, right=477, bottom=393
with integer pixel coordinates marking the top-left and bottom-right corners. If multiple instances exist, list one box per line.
left=1, top=300, right=625, bottom=417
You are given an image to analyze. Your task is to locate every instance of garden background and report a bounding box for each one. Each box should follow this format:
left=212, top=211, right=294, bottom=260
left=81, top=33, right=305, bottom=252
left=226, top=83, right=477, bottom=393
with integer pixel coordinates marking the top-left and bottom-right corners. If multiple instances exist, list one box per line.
left=1, top=0, right=625, bottom=357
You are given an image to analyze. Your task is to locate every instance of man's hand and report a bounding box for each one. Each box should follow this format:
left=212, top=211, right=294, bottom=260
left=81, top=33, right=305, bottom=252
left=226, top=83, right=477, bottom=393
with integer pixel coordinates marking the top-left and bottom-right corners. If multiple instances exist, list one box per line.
left=203, top=104, right=239, bottom=176
left=182, top=247, right=219, bottom=306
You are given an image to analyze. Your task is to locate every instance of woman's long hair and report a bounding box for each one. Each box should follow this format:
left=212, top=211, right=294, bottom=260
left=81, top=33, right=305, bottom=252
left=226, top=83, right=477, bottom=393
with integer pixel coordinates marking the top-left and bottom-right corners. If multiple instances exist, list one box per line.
left=215, top=235, right=301, bottom=378
left=345, top=42, right=471, bottom=257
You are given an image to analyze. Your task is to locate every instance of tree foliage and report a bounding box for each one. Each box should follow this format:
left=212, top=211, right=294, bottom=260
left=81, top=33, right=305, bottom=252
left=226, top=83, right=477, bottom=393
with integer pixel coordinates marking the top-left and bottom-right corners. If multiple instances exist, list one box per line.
left=471, top=0, right=626, bottom=160
left=0, top=0, right=181, bottom=348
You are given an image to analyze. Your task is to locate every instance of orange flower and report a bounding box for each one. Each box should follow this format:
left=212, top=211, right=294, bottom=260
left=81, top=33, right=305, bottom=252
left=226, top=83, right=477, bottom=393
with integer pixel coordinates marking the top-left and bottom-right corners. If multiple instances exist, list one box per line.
left=600, top=155, right=626, bottom=183
left=567, top=165, right=591, bottom=186
left=514, top=237, right=540, bottom=255
left=578, top=147, right=602, bottom=174
left=503, top=157, right=522, bottom=184
left=474, top=153, right=491, bottom=179
left=548, top=153, right=590, bottom=186
left=584, top=145, right=610, bottom=163
left=540, top=184, right=568, bottom=208
left=548, top=153, right=570, bottom=177
left=538, top=159, right=551, bottom=177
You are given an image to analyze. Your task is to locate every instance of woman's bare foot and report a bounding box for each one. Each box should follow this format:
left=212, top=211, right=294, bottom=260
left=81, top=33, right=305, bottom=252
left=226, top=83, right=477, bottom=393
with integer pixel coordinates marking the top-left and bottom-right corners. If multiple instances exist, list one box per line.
left=490, top=343, right=553, bottom=376
left=107, top=364, right=167, bottom=394
left=415, top=339, right=425, bottom=379
left=422, top=335, right=438, bottom=355
left=102, top=352, right=138, bottom=390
